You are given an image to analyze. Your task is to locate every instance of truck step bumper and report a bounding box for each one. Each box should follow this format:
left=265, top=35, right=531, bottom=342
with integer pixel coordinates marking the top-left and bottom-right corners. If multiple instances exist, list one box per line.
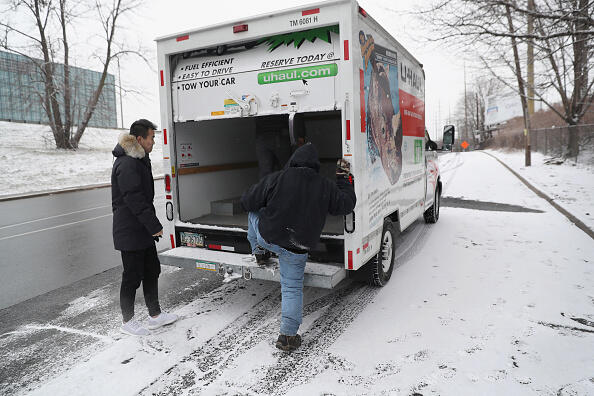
left=159, top=247, right=347, bottom=289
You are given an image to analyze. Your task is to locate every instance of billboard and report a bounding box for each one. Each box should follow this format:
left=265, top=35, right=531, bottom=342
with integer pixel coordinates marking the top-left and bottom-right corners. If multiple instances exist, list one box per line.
left=484, top=93, right=523, bottom=125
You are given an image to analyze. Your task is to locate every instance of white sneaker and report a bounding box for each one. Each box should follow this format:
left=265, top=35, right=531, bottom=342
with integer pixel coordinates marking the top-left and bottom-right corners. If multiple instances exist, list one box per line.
left=120, top=318, right=150, bottom=336
left=148, top=312, right=179, bottom=330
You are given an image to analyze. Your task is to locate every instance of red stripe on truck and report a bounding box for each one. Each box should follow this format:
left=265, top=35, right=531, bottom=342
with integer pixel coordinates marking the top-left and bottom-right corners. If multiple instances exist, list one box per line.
left=163, top=128, right=167, bottom=145
left=160, top=70, right=164, bottom=87
left=348, top=251, right=353, bottom=270
left=170, top=234, right=175, bottom=249
left=399, top=89, right=426, bottom=137
left=344, top=40, right=349, bottom=60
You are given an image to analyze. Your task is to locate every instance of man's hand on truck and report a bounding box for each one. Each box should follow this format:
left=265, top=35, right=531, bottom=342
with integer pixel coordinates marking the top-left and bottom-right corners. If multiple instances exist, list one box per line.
left=153, top=229, right=163, bottom=241
left=336, top=158, right=351, bottom=178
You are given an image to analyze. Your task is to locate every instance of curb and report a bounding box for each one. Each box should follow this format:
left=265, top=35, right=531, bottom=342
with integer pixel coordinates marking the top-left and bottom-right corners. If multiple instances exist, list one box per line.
left=0, top=175, right=165, bottom=202
left=482, top=151, right=594, bottom=241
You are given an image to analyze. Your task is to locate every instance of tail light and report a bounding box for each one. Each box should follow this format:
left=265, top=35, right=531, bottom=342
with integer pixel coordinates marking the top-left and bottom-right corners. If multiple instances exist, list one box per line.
left=165, top=174, right=171, bottom=192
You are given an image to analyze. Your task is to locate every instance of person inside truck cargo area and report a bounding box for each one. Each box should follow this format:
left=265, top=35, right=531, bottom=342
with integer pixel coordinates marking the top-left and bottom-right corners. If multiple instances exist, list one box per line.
left=241, top=143, right=356, bottom=351
left=111, top=119, right=178, bottom=336
left=255, top=114, right=306, bottom=179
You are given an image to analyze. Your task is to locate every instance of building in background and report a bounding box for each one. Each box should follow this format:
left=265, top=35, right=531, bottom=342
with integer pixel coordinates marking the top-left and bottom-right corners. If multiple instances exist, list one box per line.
left=0, top=50, right=117, bottom=128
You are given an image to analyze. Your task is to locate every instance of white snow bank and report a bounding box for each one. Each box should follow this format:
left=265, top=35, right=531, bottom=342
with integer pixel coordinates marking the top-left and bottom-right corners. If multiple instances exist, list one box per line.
left=485, top=149, right=594, bottom=231
left=0, top=121, right=164, bottom=197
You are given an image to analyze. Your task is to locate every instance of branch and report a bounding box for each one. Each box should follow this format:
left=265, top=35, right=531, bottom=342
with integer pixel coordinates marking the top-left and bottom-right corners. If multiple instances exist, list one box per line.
left=0, top=21, right=42, bottom=43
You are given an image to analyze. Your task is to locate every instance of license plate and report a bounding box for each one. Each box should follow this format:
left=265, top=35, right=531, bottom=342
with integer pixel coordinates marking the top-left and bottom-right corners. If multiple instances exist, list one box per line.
left=180, top=232, right=204, bottom=247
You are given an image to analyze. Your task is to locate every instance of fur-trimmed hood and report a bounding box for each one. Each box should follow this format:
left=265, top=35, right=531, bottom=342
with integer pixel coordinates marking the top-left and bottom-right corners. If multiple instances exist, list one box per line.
left=112, top=132, right=146, bottom=159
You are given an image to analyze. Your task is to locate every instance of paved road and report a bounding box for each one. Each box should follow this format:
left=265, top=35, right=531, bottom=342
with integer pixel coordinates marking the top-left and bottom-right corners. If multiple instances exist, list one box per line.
left=0, top=182, right=167, bottom=309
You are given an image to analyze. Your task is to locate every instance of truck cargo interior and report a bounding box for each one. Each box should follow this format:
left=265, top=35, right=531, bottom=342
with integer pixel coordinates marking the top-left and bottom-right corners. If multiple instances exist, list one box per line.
left=173, top=110, right=345, bottom=259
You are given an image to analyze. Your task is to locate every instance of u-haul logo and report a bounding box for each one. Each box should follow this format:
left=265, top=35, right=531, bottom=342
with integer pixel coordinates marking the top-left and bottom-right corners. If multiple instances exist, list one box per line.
left=399, top=60, right=424, bottom=96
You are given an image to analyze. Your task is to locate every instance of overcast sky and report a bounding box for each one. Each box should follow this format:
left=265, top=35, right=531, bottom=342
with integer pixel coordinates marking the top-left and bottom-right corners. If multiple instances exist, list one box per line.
left=115, top=0, right=466, bottom=139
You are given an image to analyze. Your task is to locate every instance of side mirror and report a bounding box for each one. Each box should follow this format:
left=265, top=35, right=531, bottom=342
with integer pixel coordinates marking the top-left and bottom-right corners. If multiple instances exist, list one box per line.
left=442, top=125, right=455, bottom=151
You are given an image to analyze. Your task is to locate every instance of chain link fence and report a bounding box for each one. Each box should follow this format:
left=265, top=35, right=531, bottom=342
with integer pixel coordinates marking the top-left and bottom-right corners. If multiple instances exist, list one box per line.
left=530, top=124, right=594, bottom=162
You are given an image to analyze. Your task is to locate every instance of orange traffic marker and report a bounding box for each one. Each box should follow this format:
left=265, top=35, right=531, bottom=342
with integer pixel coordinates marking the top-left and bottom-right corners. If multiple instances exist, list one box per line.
left=461, top=141, right=469, bottom=149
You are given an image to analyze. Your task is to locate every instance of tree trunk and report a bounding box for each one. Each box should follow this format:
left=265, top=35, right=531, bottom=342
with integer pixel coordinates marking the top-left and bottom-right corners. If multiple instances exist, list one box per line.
left=566, top=0, right=589, bottom=158
left=60, top=0, right=73, bottom=145
left=505, top=4, right=532, bottom=166
left=72, top=0, right=122, bottom=148
left=33, top=0, right=72, bottom=149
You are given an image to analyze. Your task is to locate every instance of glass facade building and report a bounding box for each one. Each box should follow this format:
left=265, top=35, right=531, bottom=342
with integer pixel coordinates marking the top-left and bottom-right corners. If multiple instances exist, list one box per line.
left=0, top=51, right=117, bottom=128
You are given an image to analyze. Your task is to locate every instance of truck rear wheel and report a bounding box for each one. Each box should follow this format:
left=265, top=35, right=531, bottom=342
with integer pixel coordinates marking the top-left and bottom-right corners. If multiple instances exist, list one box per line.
left=424, top=186, right=440, bottom=224
left=366, top=220, right=396, bottom=287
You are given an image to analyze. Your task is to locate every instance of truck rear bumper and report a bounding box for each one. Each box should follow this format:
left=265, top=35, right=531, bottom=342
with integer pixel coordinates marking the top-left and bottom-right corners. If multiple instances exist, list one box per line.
left=159, top=247, right=347, bottom=289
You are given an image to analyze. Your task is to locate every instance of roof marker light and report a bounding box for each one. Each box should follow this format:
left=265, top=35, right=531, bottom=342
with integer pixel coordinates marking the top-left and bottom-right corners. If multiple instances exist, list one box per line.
left=233, top=24, right=248, bottom=33
left=302, top=8, right=319, bottom=16
left=358, top=6, right=368, bottom=17
left=176, top=34, right=189, bottom=42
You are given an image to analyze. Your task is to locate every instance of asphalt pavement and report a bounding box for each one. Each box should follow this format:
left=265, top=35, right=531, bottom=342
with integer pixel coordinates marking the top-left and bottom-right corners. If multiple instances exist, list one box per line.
left=0, top=182, right=166, bottom=309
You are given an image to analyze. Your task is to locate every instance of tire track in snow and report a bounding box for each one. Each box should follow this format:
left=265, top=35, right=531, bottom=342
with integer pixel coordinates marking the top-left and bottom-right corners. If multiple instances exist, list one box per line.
left=440, top=152, right=463, bottom=196
left=249, top=283, right=379, bottom=395
left=140, top=282, right=373, bottom=395
left=139, top=288, right=282, bottom=395
left=139, top=192, right=438, bottom=395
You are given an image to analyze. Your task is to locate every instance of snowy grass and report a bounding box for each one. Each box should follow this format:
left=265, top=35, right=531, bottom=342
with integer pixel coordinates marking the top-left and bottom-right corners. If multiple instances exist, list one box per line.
left=0, top=121, right=164, bottom=197
left=485, top=149, right=594, bottom=231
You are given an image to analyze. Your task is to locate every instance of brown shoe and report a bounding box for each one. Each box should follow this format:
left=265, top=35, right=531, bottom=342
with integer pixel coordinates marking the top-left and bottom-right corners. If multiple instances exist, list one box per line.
left=275, top=334, right=302, bottom=351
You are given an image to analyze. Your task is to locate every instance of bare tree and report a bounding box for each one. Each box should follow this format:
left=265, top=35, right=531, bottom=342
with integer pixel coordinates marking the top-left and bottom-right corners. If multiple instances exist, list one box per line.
left=453, top=77, right=504, bottom=135
left=0, top=0, right=145, bottom=149
left=420, top=0, right=594, bottom=159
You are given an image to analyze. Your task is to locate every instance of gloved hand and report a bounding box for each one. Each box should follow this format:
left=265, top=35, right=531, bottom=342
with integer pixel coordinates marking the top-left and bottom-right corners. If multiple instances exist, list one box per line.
left=336, top=158, right=351, bottom=178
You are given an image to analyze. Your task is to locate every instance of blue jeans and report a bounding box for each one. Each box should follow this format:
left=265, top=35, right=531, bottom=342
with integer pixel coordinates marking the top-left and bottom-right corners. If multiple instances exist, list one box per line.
left=247, top=212, right=308, bottom=336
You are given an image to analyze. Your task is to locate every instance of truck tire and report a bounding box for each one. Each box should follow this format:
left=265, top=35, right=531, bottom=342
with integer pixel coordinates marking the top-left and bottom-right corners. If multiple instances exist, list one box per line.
left=366, top=220, right=397, bottom=287
left=424, top=186, right=440, bottom=224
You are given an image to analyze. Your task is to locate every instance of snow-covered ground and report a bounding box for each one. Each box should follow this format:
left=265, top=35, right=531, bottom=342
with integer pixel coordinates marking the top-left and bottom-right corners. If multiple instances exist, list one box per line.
left=11, top=150, right=592, bottom=395
left=1, top=121, right=593, bottom=394
left=0, top=121, right=164, bottom=197
left=485, top=149, right=594, bottom=232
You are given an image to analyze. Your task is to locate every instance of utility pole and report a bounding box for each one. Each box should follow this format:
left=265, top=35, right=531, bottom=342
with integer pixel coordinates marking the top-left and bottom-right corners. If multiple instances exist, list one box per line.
left=505, top=4, right=531, bottom=166
left=525, top=0, right=535, bottom=166
left=464, top=63, right=469, bottom=150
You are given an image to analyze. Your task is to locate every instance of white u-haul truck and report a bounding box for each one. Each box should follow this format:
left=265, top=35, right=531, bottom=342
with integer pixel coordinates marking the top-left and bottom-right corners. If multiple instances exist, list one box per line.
left=155, top=0, right=445, bottom=288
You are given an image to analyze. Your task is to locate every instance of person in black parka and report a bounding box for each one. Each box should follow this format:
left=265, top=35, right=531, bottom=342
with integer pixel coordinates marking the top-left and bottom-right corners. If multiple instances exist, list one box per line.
left=111, top=119, right=178, bottom=336
left=241, top=142, right=356, bottom=350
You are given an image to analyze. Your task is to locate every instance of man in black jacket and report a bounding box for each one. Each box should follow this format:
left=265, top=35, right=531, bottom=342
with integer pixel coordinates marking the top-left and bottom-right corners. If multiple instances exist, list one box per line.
left=111, top=119, right=178, bottom=336
left=241, top=143, right=356, bottom=350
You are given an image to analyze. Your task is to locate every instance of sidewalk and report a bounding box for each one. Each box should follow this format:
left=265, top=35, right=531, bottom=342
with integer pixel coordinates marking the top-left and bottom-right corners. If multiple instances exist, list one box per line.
left=485, top=149, right=594, bottom=232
